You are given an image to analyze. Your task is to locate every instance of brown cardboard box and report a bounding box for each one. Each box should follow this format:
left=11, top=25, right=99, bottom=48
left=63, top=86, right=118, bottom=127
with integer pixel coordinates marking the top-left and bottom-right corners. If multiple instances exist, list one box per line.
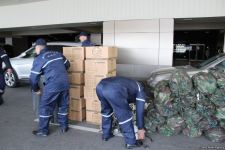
left=86, top=111, right=101, bottom=125
left=63, top=47, right=85, bottom=61
left=84, top=87, right=98, bottom=100
left=68, top=73, right=84, bottom=85
left=86, top=99, right=101, bottom=111
left=85, top=46, right=117, bottom=59
left=69, top=109, right=86, bottom=121
left=69, top=98, right=86, bottom=111
left=85, top=71, right=116, bottom=88
left=70, top=85, right=84, bottom=99
left=69, top=60, right=84, bottom=72
left=85, top=59, right=116, bottom=75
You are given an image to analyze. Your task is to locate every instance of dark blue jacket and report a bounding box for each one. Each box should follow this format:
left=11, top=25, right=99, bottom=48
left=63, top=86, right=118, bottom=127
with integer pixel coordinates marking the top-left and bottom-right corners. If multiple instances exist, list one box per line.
left=81, top=40, right=93, bottom=46
left=30, top=48, right=70, bottom=93
left=102, top=77, right=146, bottom=129
left=0, top=48, right=12, bottom=73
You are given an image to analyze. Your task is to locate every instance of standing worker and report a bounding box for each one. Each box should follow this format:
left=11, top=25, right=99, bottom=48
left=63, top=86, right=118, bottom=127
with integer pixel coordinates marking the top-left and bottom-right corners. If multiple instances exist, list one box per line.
left=0, top=47, right=13, bottom=105
left=77, top=32, right=93, bottom=46
left=96, top=77, right=146, bottom=149
left=30, top=38, right=70, bottom=136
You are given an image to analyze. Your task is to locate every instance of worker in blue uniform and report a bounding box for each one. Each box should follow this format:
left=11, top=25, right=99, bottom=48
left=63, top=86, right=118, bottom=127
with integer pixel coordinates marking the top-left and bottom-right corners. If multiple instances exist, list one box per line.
left=77, top=32, right=93, bottom=46
left=30, top=38, right=70, bottom=136
left=96, top=77, right=146, bottom=149
left=0, top=47, right=13, bottom=105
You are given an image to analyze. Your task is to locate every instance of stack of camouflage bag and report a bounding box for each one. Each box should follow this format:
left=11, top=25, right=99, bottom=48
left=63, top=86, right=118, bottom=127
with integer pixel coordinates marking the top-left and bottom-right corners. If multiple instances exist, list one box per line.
left=145, top=68, right=225, bottom=142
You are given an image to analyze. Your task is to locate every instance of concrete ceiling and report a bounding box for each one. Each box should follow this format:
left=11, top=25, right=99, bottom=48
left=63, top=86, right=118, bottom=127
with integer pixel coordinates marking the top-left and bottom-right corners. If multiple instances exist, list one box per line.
left=0, top=0, right=46, bottom=6
left=175, top=17, right=225, bottom=31
left=0, top=22, right=102, bottom=37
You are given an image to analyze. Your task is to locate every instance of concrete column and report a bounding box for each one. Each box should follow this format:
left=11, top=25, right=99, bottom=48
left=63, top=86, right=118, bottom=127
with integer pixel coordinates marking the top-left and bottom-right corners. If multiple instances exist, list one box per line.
left=158, top=18, right=174, bottom=66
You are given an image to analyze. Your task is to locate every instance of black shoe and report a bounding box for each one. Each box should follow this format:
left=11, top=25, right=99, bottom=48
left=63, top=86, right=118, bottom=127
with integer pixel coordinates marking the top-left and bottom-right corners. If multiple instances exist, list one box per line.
left=102, top=134, right=114, bottom=141
left=32, top=130, right=48, bottom=137
left=0, top=97, right=4, bottom=105
left=126, top=141, right=143, bottom=149
left=61, top=127, right=69, bottom=133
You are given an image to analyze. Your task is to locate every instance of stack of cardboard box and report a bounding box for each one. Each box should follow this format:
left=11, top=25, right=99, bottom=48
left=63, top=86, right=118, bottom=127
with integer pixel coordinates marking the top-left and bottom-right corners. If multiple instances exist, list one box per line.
left=63, top=47, right=86, bottom=122
left=84, top=47, right=118, bottom=125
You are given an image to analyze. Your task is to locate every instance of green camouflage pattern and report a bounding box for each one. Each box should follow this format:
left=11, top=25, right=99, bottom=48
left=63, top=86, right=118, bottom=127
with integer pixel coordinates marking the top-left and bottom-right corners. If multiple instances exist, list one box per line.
left=208, top=89, right=225, bottom=108
left=183, top=108, right=202, bottom=126
left=183, top=125, right=202, bottom=138
left=198, top=117, right=217, bottom=131
left=209, top=68, right=225, bottom=89
left=215, top=107, right=225, bottom=120
left=192, top=72, right=217, bottom=95
left=220, top=120, right=225, bottom=129
left=169, top=69, right=193, bottom=97
left=204, top=127, right=225, bottom=142
left=159, top=125, right=177, bottom=136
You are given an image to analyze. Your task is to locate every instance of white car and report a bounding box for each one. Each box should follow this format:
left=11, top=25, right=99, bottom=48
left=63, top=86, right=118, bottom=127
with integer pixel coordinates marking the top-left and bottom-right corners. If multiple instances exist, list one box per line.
left=4, top=42, right=81, bottom=87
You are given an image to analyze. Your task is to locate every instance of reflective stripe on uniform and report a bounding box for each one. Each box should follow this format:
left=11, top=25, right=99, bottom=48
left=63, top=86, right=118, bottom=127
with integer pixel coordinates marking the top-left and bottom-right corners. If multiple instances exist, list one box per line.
left=102, top=112, right=114, bottom=118
left=64, top=59, right=68, bottom=64
left=39, top=115, right=52, bottom=118
left=136, top=98, right=145, bottom=102
left=42, top=57, right=63, bottom=68
left=1, top=54, right=7, bottom=58
left=58, top=113, right=68, bottom=115
left=31, top=71, right=42, bottom=75
left=119, top=117, right=133, bottom=125
left=136, top=82, right=140, bottom=92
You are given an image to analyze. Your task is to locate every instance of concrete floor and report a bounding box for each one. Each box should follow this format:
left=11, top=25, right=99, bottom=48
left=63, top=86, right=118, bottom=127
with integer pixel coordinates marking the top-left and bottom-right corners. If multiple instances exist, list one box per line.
left=0, top=84, right=224, bottom=150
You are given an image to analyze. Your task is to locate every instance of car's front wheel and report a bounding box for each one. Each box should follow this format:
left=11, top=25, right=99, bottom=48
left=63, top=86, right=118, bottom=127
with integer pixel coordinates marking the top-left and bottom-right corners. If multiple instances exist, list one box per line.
left=4, top=70, right=19, bottom=88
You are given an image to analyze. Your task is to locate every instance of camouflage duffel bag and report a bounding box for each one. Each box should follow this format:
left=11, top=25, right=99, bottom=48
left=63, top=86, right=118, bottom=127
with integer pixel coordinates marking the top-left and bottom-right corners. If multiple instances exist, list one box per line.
left=154, top=80, right=171, bottom=104
left=159, top=125, right=177, bottom=136
left=167, top=115, right=185, bottom=133
left=145, top=105, right=166, bottom=133
left=208, top=89, right=225, bottom=108
left=198, top=117, right=219, bottom=131
left=183, top=108, right=202, bottom=126
left=192, top=72, right=217, bottom=95
left=209, top=68, right=225, bottom=89
left=169, top=69, right=193, bottom=97
left=196, top=99, right=216, bottom=118
left=204, top=127, right=225, bottom=143
left=183, top=125, right=202, bottom=138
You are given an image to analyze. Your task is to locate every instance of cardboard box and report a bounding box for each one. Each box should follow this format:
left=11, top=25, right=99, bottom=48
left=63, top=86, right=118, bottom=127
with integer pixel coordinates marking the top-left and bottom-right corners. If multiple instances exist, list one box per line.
left=85, top=59, right=116, bottom=75
left=69, top=109, right=86, bottom=121
left=68, top=73, right=84, bottom=85
left=63, top=47, right=85, bottom=61
left=69, top=98, right=86, bottom=111
left=86, top=111, right=102, bottom=125
left=84, top=87, right=98, bottom=100
left=86, top=99, right=101, bottom=111
left=69, top=60, right=84, bottom=72
left=85, top=71, right=116, bottom=88
left=85, top=46, right=117, bottom=59
left=70, top=85, right=84, bottom=99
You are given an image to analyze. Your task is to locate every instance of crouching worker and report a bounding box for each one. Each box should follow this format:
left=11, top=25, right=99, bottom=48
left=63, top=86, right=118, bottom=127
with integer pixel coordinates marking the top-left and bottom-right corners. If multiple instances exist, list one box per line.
left=0, top=47, right=13, bottom=105
left=30, top=38, right=70, bottom=136
left=96, top=77, right=146, bottom=149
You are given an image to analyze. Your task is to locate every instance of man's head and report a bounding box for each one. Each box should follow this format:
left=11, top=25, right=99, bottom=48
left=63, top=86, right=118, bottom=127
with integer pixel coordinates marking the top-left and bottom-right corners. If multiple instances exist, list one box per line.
left=34, top=38, right=47, bottom=55
left=78, top=32, right=88, bottom=43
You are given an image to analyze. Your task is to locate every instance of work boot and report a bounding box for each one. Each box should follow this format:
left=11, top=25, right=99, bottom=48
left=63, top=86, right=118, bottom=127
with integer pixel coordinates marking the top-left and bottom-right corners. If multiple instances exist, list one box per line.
left=0, top=96, right=4, bottom=105
left=32, top=130, right=48, bottom=137
left=61, top=127, right=69, bottom=133
left=102, top=134, right=114, bottom=141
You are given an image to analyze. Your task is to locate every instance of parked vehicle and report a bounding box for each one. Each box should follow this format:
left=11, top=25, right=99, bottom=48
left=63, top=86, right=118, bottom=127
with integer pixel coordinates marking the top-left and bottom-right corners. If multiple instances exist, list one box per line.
left=4, top=42, right=81, bottom=87
left=147, top=53, right=225, bottom=94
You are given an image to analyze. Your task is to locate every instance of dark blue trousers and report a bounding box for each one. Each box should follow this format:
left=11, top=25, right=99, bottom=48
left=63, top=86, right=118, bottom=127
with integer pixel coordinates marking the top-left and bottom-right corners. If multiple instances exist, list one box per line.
left=38, top=90, right=69, bottom=134
left=0, top=73, right=5, bottom=97
left=96, top=82, right=136, bottom=145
